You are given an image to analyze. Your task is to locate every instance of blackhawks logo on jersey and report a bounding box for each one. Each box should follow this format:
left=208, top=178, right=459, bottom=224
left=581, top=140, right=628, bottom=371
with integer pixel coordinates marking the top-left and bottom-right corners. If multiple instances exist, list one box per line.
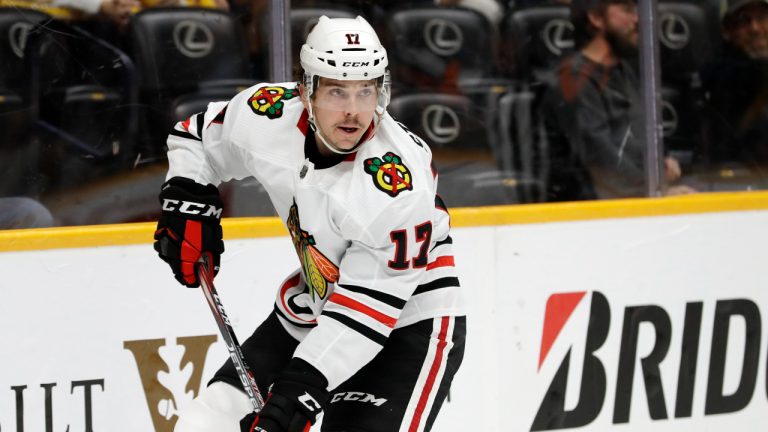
left=287, top=201, right=339, bottom=300
left=247, top=86, right=299, bottom=119
left=364, top=152, right=413, bottom=197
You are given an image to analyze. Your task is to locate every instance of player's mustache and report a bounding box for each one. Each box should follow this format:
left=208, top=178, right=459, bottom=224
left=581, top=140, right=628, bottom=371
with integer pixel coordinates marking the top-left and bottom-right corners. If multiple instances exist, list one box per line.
left=336, top=120, right=365, bottom=128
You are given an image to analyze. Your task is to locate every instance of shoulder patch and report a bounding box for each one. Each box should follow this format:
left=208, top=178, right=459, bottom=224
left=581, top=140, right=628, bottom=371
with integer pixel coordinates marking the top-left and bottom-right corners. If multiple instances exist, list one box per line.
left=364, top=152, right=413, bottom=197
left=247, top=86, right=299, bottom=119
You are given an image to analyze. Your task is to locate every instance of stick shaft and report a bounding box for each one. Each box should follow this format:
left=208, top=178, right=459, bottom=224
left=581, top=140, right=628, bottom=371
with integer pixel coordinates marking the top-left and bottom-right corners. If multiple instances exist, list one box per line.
left=197, top=259, right=264, bottom=412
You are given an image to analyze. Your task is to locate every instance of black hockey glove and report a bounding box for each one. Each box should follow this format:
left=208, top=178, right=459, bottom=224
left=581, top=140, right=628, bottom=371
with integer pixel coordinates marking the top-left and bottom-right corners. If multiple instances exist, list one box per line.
left=153, top=177, right=224, bottom=288
left=240, top=358, right=329, bottom=432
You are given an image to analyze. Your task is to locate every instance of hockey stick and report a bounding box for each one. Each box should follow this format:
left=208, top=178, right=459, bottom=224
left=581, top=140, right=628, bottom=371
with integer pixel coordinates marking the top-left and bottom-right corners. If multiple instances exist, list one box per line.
left=197, top=255, right=265, bottom=412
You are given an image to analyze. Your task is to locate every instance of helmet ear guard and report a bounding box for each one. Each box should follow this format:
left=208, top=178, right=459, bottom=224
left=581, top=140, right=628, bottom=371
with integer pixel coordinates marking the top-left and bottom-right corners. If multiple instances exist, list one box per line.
left=299, top=16, right=391, bottom=154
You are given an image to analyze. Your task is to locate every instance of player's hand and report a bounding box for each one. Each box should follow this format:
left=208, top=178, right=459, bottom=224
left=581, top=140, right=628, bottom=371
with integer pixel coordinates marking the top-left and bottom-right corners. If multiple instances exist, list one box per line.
left=154, top=177, right=224, bottom=288
left=664, top=156, right=682, bottom=183
left=240, top=359, right=329, bottom=432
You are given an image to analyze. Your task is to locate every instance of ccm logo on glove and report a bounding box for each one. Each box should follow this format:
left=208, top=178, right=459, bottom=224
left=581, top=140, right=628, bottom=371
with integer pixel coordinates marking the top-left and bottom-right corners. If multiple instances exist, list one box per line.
left=298, top=392, right=322, bottom=411
left=161, top=198, right=223, bottom=218
left=154, top=177, right=225, bottom=288
left=240, top=358, right=329, bottom=432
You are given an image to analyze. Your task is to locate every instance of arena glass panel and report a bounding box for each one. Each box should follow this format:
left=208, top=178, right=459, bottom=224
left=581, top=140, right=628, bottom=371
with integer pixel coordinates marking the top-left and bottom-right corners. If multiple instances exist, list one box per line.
left=660, top=0, right=768, bottom=193
left=6, top=0, right=763, bottom=231
left=0, top=1, right=267, bottom=230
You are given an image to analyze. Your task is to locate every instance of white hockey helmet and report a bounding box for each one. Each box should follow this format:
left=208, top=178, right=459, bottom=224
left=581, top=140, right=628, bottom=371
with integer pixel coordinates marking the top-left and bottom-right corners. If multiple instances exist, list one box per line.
left=300, top=15, right=389, bottom=81
left=299, top=16, right=391, bottom=154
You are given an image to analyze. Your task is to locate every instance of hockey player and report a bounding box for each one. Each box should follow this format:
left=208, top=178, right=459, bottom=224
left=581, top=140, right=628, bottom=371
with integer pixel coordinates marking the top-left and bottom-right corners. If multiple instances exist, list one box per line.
left=153, top=16, right=466, bottom=432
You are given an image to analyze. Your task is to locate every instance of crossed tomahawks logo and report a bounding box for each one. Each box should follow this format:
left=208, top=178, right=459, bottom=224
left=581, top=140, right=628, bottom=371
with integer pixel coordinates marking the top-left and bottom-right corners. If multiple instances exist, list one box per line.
left=364, top=152, right=413, bottom=197
left=248, top=86, right=300, bottom=119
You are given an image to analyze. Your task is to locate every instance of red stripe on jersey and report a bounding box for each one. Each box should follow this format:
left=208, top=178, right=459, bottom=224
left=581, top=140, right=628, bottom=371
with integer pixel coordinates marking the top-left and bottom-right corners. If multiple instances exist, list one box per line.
left=329, top=293, right=396, bottom=328
left=357, top=120, right=375, bottom=144
left=409, top=317, right=450, bottom=432
left=297, top=109, right=309, bottom=136
left=181, top=117, right=191, bottom=133
left=344, top=152, right=357, bottom=162
left=427, top=255, right=454, bottom=271
left=210, top=106, right=227, bottom=126
left=279, top=273, right=316, bottom=324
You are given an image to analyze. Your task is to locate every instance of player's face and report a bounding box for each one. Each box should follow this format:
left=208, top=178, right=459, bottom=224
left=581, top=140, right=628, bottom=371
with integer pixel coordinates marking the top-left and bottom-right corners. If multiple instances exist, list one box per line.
left=725, top=3, right=768, bottom=60
left=309, top=78, right=377, bottom=154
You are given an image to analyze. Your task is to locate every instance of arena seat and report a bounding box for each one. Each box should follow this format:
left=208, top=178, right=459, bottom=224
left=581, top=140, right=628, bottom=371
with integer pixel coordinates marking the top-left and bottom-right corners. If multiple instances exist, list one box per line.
left=658, top=1, right=719, bottom=85
left=130, top=8, right=251, bottom=93
left=27, top=19, right=139, bottom=191
left=0, top=88, right=41, bottom=196
left=501, top=5, right=573, bottom=84
left=660, top=84, right=704, bottom=168
left=0, top=8, right=59, bottom=196
left=0, top=7, right=49, bottom=88
left=290, top=6, right=357, bottom=60
left=129, top=8, right=255, bottom=151
left=388, top=93, right=538, bottom=206
left=383, top=6, right=498, bottom=92
left=497, top=89, right=549, bottom=203
left=655, top=2, right=717, bottom=171
left=0, top=9, right=137, bottom=193
left=0, top=7, right=49, bottom=145
left=170, top=81, right=253, bottom=123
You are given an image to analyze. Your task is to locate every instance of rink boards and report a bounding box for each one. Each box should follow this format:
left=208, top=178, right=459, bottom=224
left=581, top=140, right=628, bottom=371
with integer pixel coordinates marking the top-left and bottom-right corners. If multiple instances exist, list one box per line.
left=1, top=191, right=767, bottom=431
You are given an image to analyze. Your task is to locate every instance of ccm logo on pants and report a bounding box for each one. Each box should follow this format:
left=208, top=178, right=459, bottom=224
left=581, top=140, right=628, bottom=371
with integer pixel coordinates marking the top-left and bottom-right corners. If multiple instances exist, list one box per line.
left=331, top=392, right=388, bottom=406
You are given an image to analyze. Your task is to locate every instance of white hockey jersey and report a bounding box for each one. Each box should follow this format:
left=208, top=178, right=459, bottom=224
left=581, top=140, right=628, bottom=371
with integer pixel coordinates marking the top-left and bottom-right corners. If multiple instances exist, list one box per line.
left=166, top=82, right=464, bottom=389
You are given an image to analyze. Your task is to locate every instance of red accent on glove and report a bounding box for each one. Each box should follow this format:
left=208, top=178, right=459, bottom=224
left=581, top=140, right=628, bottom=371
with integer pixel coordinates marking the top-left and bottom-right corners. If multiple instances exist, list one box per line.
left=248, top=415, right=260, bottom=432
left=180, top=220, right=202, bottom=285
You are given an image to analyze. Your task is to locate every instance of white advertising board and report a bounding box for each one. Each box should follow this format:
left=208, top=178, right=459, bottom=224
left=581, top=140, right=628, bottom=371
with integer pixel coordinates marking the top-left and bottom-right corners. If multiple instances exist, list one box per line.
left=474, top=210, right=768, bottom=431
left=1, top=205, right=766, bottom=431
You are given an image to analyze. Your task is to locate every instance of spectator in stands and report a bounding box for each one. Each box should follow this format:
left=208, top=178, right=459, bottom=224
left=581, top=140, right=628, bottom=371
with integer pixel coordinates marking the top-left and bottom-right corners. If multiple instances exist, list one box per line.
left=145, top=0, right=229, bottom=6
left=539, top=0, right=693, bottom=200
left=439, top=0, right=504, bottom=27
left=511, top=0, right=571, bottom=6
left=42, top=0, right=139, bottom=27
left=700, top=0, right=768, bottom=179
left=370, top=0, right=504, bottom=27
left=0, top=197, right=53, bottom=229
left=52, top=0, right=229, bottom=29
